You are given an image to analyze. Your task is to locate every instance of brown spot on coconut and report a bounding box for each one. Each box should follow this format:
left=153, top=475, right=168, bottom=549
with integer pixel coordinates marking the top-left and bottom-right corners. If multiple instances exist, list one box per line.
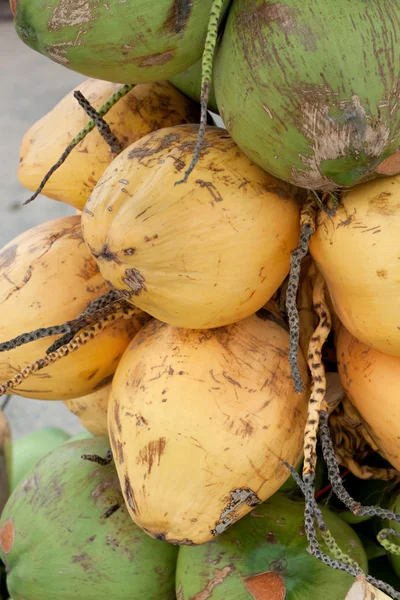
left=124, top=474, right=137, bottom=514
left=0, top=244, right=17, bottom=270
left=137, top=50, right=175, bottom=68
left=368, top=192, right=400, bottom=217
left=163, top=0, right=193, bottom=34
left=48, top=0, right=95, bottom=31
left=191, top=566, right=235, bottom=599
left=0, top=519, right=14, bottom=554
left=243, top=571, right=286, bottom=600
left=123, top=269, right=147, bottom=296
left=10, top=0, right=17, bottom=18
left=376, top=269, right=388, bottom=280
left=137, top=438, right=167, bottom=476
left=375, top=152, right=400, bottom=176
left=94, top=244, right=121, bottom=264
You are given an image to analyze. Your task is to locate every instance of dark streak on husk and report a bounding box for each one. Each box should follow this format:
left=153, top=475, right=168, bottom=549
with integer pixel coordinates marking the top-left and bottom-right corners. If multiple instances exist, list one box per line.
left=163, top=0, right=193, bottom=34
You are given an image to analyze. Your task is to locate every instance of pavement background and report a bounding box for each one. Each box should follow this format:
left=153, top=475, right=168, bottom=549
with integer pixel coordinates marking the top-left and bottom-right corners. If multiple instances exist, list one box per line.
left=1, top=15, right=87, bottom=438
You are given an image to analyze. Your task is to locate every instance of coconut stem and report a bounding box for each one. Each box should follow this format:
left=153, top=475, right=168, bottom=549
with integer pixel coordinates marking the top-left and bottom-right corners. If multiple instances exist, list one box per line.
left=81, top=449, right=113, bottom=467
left=0, top=305, right=135, bottom=397
left=287, top=465, right=362, bottom=573
left=287, top=465, right=400, bottom=600
left=46, top=290, right=131, bottom=354
left=302, top=269, right=331, bottom=477
left=73, top=91, right=121, bottom=154
left=377, top=529, right=400, bottom=556
left=319, top=410, right=400, bottom=523
left=0, top=290, right=122, bottom=353
left=24, top=83, right=134, bottom=205
left=286, top=222, right=400, bottom=599
left=175, top=0, right=225, bottom=185
left=290, top=468, right=360, bottom=568
left=297, top=258, right=317, bottom=361
left=46, top=290, right=126, bottom=353
left=286, top=197, right=317, bottom=393
left=287, top=269, right=400, bottom=593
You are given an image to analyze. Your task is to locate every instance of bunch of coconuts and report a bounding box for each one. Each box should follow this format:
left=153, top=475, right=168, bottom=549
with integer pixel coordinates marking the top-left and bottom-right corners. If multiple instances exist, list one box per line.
left=0, top=77, right=309, bottom=542
left=2, top=1, right=400, bottom=599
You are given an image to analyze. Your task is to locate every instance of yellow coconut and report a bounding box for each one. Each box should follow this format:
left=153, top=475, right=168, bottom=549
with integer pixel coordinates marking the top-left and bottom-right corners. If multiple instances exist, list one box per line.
left=64, top=385, right=110, bottom=436
left=108, top=309, right=309, bottom=545
left=82, top=125, right=301, bottom=329
left=310, top=175, right=400, bottom=356
left=18, top=80, right=199, bottom=210
left=337, top=325, right=400, bottom=471
left=0, top=215, right=149, bottom=400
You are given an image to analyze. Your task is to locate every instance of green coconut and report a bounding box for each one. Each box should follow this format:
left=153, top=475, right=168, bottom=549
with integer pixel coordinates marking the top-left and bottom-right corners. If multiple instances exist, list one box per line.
left=12, top=0, right=231, bottom=84
left=0, top=437, right=178, bottom=600
left=176, top=494, right=368, bottom=599
left=169, top=58, right=219, bottom=114
left=214, top=0, right=400, bottom=191
left=65, top=431, right=93, bottom=444
left=10, top=427, right=70, bottom=492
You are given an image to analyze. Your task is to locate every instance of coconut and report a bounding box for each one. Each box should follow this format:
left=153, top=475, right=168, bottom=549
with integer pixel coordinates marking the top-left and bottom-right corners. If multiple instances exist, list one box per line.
left=337, top=325, right=400, bottom=471
left=108, top=310, right=309, bottom=545
left=176, top=494, right=368, bottom=600
left=19, top=80, right=199, bottom=210
left=9, top=428, right=70, bottom=492
left=66, top=431, right=93, bottom=443
left=0, top=437, right=178, bottom=599
left=82, top=125, right=301, bottom=329
left=310, top=175, right=400, bottom=357
left=214, top=0, right=400, bottom=190
left=0, top=215, right=149, bottom=400
left=64, top=385, right=110, bottom=437
left=12, top=0, right=231, bottom=83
